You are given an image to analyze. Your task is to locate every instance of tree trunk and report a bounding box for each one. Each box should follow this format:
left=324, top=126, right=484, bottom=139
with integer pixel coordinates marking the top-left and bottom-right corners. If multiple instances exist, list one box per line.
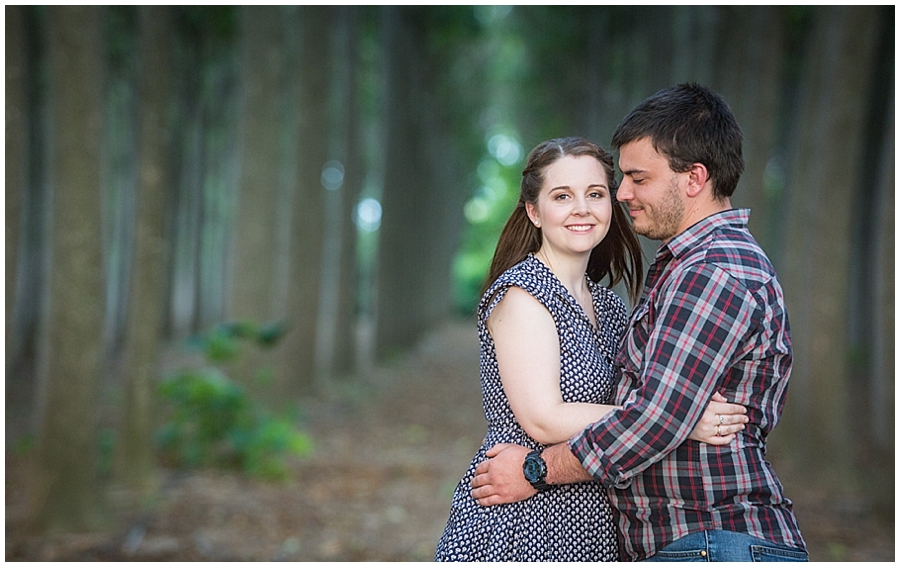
left=276, top=6, right=334, bottom=400
left=375, top=8, right=466, bottom=359
left=229, top=6, right=286, bottom=396
left=113, top=5, right=173, bottom=499
left=865, top=81, right=894, bottom=515
left=6, top=5, right=27, bottom=350
left=848, top=10, right=894, bottom=516
left=167, top=9, right=240, bottom=338
left=33, top=5, right=107, bottom=533
left=101, top=7, right=138, bottom=357
left=7, top=7, right=52, bottom=441
left=168, top=14, right=205, bottom=338
left=374, top=7, right=423, bottom=357
left=585, top=8, right=611, bottom=143
left=196, top=42, right=239, bottom=332
left=714, top=6, right=785, bottom=250
left=327, top=6, right=364, bottom=380
left=670, top=5, right=718, bottom=86
left=774, top=6, right=881, bottom=495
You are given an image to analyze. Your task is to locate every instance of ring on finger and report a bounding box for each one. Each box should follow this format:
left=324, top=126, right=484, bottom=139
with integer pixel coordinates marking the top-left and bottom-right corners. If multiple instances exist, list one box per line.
left=718, top=414, right=724, bottom=425
left=716, top=423, right=722, bottom=436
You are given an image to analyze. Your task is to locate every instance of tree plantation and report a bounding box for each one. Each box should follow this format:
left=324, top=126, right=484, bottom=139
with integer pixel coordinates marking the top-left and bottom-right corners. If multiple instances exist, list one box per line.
left=5, top=5, right=894, bottom=555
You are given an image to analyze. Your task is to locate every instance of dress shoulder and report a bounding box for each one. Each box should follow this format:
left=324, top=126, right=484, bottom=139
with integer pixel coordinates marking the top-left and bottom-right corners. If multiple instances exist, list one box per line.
left=477, top=256, right=559, bottom=323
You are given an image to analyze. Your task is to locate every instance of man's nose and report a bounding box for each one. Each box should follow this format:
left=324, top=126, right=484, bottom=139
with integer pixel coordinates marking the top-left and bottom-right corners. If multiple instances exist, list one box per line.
left=616, top=181, right=634, bottom=202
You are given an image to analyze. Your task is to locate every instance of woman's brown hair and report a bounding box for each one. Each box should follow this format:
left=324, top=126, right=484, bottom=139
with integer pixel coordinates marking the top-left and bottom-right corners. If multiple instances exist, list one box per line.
left=482, top=137, right=644, bottom=303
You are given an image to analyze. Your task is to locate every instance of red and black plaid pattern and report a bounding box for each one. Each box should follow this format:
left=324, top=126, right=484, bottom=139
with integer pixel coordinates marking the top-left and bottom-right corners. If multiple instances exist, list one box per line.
left=569, top=209, right=805, bottom=561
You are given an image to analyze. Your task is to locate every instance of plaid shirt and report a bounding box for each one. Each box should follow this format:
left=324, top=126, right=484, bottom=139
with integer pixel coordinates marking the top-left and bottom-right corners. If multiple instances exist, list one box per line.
left=568, top=209, right=805, bottom=561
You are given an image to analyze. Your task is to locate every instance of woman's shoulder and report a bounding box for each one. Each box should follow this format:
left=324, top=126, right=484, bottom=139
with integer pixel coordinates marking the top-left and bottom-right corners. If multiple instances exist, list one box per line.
left=479, top=256, right=556, bottom=316
left=488, top=255, right=553, bottom=293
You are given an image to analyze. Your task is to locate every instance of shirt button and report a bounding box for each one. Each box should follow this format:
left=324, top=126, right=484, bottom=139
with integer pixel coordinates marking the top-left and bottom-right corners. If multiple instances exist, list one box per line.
left=700, top=551, right=707, bottom=557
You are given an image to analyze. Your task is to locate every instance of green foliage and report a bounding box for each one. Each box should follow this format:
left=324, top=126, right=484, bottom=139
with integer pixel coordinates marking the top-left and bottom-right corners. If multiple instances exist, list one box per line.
left=452, top=148, right=523, bottom=313
left=157, top=321, right=311, bottom=480
left=184, top=319, right=288, bottom=364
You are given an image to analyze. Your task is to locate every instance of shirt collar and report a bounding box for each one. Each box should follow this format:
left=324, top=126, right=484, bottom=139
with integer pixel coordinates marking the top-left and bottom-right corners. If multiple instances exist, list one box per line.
left=660, top=208, right=750, bottom=260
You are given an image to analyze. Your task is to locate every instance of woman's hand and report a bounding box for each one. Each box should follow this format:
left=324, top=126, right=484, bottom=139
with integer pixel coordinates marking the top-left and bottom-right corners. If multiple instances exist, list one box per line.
left=689, top=392, right=749, bottom=445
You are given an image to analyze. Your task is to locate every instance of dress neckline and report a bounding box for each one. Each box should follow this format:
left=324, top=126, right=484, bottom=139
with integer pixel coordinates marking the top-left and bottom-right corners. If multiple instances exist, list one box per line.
left=527, top=254, right=600, bottom=332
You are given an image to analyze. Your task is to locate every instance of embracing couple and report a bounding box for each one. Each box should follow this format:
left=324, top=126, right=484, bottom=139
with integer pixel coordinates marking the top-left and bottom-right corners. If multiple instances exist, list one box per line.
left=435, top=84, right=807, bottom=562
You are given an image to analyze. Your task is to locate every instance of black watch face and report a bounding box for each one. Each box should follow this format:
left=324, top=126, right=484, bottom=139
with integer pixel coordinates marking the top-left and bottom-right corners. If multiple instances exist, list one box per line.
left=523, top=454, right=545, bottom=482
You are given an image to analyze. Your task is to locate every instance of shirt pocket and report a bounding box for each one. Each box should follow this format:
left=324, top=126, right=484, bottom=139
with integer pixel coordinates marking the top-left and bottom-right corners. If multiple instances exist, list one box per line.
left=617, top=299, right=653, bottom=377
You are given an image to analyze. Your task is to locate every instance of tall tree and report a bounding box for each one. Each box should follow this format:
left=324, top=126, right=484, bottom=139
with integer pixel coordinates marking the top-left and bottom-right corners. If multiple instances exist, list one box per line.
left=5, top=4, right=29, bottom=443
left=167, top=7, right=238, bottom=338
left=7, top=7, right=52, bottom=440
left=328, top=5, right=365, bottom=379
left=101, top=6, right=139, bottom=356
left=229, top=6, right=286, bottom=395
left=374, top=7, right=473, bottom=358
left=114, top=5, right=174, bottom=498
left=669, top=6, right=718, bottom=86
left=585, top=8, right=612, bottom=143
left=277, top=6, right=334, bottom=398
left=167, top=9, right=207, bottom=338
left=867, top=82, right=894, bottom=510
left=6, top=5, right=27, bottom=348
left=713, top=5, right=786, bottom=249
left=374, top=7, right=435, bottom=357
left=775, top=6, right=881, bottom=494
left=33, top=5, right=107, bottom=532
left=847, top=11, right=895, bottom=514
left=861, top=81, right=894, bottom=516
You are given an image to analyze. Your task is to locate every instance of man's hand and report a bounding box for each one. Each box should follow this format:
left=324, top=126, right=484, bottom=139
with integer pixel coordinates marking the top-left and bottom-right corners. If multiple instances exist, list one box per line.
left=470, top=443, right=535, bottom=506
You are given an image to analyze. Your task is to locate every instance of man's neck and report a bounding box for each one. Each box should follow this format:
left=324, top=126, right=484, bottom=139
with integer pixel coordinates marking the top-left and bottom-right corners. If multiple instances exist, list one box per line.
left=667, top=197, right=732, bottom=244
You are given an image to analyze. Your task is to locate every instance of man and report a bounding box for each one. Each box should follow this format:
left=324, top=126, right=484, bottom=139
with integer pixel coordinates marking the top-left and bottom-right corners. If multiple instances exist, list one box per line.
left=470, top=83, right=807, bottom=562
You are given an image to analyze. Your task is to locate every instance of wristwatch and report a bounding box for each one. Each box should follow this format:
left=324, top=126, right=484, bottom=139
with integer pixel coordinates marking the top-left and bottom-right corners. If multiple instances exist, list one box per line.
left=523, top=449, right=550, bottom=492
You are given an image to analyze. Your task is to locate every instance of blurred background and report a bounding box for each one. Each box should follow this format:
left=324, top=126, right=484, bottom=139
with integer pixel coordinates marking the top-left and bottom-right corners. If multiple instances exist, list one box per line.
left=5, top=4, right=894, bottom=561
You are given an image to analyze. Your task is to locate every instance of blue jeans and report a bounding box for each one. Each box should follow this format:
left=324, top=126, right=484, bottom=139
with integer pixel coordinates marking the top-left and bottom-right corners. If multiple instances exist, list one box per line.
left=642, top=530, right=809, bottom=562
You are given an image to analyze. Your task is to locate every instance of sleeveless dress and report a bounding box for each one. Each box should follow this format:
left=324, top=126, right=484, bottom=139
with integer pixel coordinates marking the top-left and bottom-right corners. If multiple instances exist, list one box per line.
left=435, top=254, right=625, bottom=562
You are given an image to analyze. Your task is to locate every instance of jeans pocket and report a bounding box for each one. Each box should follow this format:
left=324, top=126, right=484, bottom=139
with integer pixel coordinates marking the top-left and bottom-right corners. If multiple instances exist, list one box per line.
left=649, top=549, right=708, bottom=562
left=750, top=544, right=809, bottom=562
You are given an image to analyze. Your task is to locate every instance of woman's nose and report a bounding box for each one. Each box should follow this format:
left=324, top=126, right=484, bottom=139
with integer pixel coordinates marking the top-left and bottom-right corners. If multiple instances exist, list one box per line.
left=573, top=194, right=590, bottom=214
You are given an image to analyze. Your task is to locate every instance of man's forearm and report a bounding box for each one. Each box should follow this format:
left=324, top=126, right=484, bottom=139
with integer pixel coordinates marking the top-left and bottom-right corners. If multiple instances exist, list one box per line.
left=544, top=442, right=595, bottom=485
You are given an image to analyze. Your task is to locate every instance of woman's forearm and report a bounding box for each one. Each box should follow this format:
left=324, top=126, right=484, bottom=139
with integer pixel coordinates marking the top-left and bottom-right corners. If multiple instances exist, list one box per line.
left=521, top=402, right=620, bottom=445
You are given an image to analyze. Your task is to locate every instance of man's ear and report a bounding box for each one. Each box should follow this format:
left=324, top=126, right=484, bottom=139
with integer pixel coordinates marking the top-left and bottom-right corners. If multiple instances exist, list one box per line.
left=685, top=163, right=710, bottom=198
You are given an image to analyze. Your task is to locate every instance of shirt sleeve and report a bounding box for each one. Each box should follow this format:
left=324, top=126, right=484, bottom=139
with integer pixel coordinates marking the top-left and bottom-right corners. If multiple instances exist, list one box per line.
left=568, top=262, right=760, bottom=488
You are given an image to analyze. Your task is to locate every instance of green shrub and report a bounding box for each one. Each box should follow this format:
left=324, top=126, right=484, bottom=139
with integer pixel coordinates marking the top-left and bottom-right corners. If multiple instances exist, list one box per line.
left=156, top=320, right=312, bottom=480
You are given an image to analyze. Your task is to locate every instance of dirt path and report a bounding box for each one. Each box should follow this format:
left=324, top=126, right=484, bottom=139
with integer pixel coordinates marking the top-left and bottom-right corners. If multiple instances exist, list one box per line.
left=5, top=321, right=894, bottom=561
left=7, top=321, right=486, bottom=561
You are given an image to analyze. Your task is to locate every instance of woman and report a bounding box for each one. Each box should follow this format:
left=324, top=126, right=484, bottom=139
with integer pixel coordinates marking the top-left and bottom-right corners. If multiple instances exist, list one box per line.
left=435, top=138, right=745, bottom=561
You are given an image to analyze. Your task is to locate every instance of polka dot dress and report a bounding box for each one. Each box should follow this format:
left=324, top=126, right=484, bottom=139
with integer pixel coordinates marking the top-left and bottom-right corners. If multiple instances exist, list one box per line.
left=435, top=254, right=624, bottom=562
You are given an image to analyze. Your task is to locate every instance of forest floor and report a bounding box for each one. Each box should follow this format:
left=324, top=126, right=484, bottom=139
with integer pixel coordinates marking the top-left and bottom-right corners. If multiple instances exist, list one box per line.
left=5, top=320, right=895, bottom=561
